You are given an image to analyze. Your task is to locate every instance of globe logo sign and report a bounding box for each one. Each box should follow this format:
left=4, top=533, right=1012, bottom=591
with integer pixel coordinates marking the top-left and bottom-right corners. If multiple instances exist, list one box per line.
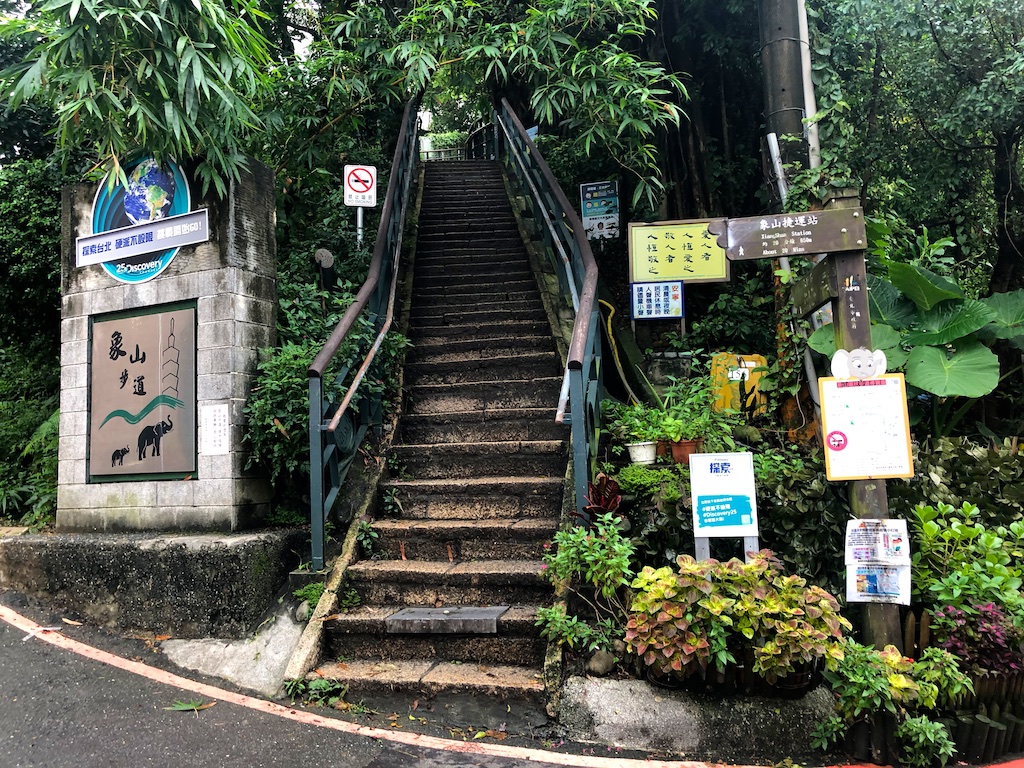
left=124, top=158, right=177, bottom=224
left=90, top=157, right=192, bottom=284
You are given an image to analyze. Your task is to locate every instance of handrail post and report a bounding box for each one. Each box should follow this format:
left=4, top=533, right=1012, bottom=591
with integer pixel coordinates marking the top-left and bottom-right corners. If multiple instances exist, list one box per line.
left=568, top=366, right=589, bottom=525
left=309, top=375, right=325, bottom=571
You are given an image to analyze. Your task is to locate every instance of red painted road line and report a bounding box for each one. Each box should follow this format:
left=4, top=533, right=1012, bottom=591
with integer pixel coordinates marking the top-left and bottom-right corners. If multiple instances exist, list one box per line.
left=5, top=604, right=1019, bottom=768
left=0, top=603, right=740, bottom=768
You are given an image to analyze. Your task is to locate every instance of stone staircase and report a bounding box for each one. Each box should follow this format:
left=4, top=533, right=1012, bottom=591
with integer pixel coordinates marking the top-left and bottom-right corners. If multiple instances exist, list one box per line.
left=317, top=160, right=567, bottom=701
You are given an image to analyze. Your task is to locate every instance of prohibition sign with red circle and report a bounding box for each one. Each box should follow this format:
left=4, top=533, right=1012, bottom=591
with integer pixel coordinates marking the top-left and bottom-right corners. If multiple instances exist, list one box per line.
left=347, top=167, right=373, bottom=194
left=826, top=430, right=848, bottom=451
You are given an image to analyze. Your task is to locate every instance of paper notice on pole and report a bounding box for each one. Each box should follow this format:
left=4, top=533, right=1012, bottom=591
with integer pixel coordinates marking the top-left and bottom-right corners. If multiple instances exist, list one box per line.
left=846, top=564, right=911, bottom=605
left=844, top=519, right=910, bottom=565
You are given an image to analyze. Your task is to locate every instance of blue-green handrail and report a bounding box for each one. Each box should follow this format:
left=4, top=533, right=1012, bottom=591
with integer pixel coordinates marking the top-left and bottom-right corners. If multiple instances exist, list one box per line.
left=306, top=95, right=421, bottom=571
left=483, top=99, right=602, bottom=523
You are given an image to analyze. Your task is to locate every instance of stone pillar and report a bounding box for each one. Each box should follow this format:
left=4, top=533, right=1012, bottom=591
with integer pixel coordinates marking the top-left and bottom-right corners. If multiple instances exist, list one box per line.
left=57, top=159, right=276, bottom=531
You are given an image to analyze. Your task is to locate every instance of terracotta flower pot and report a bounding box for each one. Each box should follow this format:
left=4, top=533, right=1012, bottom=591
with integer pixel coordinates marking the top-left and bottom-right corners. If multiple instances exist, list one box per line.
left=669, top=438, right=703, bottom=465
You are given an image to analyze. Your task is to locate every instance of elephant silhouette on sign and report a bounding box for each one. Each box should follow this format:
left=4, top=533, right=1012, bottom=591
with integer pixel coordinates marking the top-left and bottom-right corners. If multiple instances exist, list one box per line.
left=138, top=415, right=173, bottom=460
left=111, top=446, right=130, bottom=466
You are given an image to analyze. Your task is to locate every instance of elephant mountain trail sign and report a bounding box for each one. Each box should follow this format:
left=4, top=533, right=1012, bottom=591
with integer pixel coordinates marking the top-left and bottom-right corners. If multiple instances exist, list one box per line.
left=89, top=306, right=197, bottom=479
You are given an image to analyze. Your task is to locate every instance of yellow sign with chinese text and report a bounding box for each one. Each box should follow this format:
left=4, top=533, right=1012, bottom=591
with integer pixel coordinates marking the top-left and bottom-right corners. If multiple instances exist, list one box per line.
left=628, top=219, right=728, bottom=283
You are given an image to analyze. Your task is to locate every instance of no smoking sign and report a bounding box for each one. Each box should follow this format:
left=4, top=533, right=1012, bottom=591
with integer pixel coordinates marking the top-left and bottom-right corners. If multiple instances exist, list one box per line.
left=344, top=165, right=377, bottom=208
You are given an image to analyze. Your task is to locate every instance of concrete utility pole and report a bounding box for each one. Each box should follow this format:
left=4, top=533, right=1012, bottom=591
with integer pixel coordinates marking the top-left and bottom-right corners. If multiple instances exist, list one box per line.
left=759, top=0, right=809, bottom=174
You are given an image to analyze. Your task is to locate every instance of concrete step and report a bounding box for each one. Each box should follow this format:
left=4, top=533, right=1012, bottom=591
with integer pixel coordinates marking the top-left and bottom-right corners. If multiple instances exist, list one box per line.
left=371, top=517, right=558, bottom=560
left=313, top=659, right=544, bottom=702
left=413, top=276, right=538, bottom=297
left=416, top=235, right=524, bottom=251
left=406, top=335, right=554, bottom=363
left=408, top=303, right=547, bottom=326
left=406, top=288, right=539, bottom=308
left=404, top=352, right=560, bottom=387
left=417, top=219, right=517, bottom=235
left=413, top=265, right=532, bottom=287
left=384, top=477, right=565, bottom=520
left=410, top=322, right=552, bottom=347
left=406, top=377, right=562, bottom=413
left=397, top=408, right=565, bottom=444
left=392, top=440, right=566, bottom=479
left=347, top=558, right=549, bottom=605
left=413, top=249, right=529, bottom=269
left=324, top=605, right=545, bottom=665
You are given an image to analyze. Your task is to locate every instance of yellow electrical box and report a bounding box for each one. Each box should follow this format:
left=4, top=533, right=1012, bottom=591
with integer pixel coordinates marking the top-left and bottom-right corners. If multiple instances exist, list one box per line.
left=711, top=353, right=767, bottom=414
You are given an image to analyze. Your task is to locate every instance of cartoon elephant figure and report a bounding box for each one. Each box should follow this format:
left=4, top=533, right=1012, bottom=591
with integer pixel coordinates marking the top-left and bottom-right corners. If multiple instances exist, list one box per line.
left=111, top=446, right=130, bottom=467
left=137, top=415, right=173, bottom=460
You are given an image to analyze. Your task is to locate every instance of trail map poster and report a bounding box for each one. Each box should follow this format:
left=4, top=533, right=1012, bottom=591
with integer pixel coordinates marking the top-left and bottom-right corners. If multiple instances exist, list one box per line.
left=89, top=306, right=196, bottom=478
left=818, top=373, right=914, bottom=481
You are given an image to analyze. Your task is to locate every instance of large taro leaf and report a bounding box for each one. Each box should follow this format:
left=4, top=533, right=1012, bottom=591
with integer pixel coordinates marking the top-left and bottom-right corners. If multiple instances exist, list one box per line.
left=807, top=323, right=907, bottom=370
left=978, top=289, right=1024, bottom=342
left=905, top=340, right=999, bottom=398
left=807, top=325, right=836, bottom=356
left=887, top=263, right=964, bottom=311
left=901, top=300, right=997, bottom=347
left=867, top=275, right=917, bottom=329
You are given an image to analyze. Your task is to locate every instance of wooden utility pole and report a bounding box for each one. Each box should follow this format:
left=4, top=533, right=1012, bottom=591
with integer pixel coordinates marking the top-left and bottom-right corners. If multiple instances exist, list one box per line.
left=826, top=192, right=903, bottom=650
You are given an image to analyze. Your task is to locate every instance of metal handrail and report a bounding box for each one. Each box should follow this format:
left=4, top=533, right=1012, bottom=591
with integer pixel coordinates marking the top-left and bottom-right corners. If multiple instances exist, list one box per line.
left=489, top=99, right=602, bottom=523
left=307, top=94, right=422, bottom=570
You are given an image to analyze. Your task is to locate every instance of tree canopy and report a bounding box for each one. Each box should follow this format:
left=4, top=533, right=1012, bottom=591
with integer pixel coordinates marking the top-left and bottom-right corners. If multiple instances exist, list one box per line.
left=1, top=0, right=272, bottom=195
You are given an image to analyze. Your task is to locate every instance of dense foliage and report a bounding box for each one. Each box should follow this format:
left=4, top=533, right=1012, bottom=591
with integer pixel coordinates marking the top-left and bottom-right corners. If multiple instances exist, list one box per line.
left=2, top=0, right=272, bottom=195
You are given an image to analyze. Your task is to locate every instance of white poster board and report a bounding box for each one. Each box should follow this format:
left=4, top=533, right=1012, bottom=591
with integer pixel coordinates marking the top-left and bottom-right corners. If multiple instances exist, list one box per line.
left=690, top=452, right=758, bottom=538
left=844, top=518, right=912, bottom=605
left=818, top=373, right=914, bottom=481
left=846, top=564, right=912, bottom=605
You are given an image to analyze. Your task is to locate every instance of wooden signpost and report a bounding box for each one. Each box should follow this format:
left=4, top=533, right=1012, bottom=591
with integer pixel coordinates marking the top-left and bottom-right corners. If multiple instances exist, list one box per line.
left=708, top=201, right=903, bottom=649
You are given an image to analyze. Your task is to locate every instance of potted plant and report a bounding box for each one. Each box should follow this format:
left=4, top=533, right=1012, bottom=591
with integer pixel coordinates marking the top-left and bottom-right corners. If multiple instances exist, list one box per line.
left=602, top=399, right=662, bottom=464
left=624, top=550, right=851, bottom=693
left=651, top=367, right=740, bottom=463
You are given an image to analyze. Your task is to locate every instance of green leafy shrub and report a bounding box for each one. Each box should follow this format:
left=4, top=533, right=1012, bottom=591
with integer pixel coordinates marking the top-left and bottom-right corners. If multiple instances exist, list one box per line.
left=909, top=500, right=1024, bottom=619
left=814, top=641, right=970, bottom=767
left=537, top=510, right=634, bottom=655
left=889, top=437, right=1024, bottom=527
left=425, top=130, right=467, bottom=149
left=0, top=347, right=59, bottom=529
left=293, top=581, right=325, bottom=606
left=243, top=275, right=409, bottom=511
left=614, top=463, right=686, bottom=499
left=625, top=550, right=850, bottom=684
left=0, top=158, right=67, bottom=355
left=756, top=451, right=851, bottom=593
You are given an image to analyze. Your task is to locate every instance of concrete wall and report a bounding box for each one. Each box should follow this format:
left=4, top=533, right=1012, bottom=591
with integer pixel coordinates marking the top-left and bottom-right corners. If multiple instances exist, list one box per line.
left=57, top=160, right=277, bottom=532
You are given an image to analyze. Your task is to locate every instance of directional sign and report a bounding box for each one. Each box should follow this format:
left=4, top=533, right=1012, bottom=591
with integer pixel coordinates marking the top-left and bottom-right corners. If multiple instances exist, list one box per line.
left=791, top=256, right=841, bottom=317
left=344, top=165, right=377, bottom=208
left=708, top=207, right=866, bottom=262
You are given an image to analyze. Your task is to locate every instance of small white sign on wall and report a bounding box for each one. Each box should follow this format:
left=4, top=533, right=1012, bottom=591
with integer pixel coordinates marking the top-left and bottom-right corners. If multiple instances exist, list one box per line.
left=200, top=403, right=230, bottom=455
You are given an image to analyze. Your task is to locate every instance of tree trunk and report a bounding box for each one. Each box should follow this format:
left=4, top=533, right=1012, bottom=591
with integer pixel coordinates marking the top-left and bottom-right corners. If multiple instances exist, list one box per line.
left=988, top=127, right=1024, bottom=294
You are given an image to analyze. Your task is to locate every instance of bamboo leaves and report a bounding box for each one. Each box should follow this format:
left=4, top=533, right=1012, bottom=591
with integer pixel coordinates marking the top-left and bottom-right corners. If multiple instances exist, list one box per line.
left=0, top=0, right=272, bottom=196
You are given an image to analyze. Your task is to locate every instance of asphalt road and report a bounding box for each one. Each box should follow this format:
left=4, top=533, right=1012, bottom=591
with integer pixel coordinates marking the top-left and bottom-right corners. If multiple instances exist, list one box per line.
left=0, top=591, right=552, bottom=768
